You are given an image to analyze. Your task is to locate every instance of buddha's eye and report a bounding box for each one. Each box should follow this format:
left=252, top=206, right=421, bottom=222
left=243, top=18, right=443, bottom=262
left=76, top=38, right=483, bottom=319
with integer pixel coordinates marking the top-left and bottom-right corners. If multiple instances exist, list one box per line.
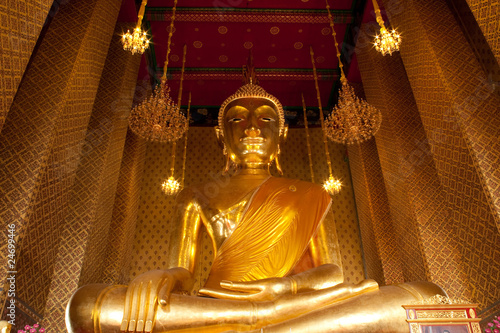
left=261, top=117, right=275, bottom=122
left=228, top=118, right=243, bottom=123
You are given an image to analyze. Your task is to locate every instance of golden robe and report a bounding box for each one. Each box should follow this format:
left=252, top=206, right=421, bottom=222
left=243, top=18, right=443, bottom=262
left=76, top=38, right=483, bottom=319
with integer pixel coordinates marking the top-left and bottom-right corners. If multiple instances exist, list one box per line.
left=204, top=177, right=332, bottom=289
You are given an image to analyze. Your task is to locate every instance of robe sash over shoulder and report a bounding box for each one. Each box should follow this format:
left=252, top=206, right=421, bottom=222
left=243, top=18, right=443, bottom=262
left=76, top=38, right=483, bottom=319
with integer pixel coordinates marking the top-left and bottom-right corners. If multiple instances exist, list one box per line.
left=204, top=177, right=332, bottom=289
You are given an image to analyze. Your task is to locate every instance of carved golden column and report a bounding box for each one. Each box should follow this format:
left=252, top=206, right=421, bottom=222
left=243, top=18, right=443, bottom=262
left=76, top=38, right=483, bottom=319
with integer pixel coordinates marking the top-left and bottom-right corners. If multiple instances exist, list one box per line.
left=346, top=83, right=403, bottom=286
left=0, top=0, right=53, bottom=131
left=0, top=0, right=122, bottom=329
left=357, top=28, right=473, bottom=301
left=463, top=0, right=500, bottom=65
left=380, top=0, right=500, bottom=313
left=40, top=22, right=141, bottom=330
left=102, top=128, right=147, bottom=285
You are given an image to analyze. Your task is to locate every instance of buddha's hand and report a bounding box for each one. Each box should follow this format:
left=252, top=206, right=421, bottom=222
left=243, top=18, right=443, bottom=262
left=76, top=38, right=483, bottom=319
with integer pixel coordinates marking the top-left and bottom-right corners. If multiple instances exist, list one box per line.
left=199, top=264, right=344, bottom=302
left=121, top=267, right=193, bottom=333
left=198, top=276, right=295, bottom=301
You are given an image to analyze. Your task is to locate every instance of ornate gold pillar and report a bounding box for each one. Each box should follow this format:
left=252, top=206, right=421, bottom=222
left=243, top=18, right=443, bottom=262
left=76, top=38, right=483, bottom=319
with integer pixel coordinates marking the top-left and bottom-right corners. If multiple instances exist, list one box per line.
left=381, top=0, right=500, bottom=312
left=102, top=129, right=146, bottom=285
left=463, top=0, right=500, bottom=64
left=0, top=0, right=53, bottom=131
left=41, top=23, right=141, bottom=330
left=347, top=82, right=403, bottom=286
left=0, top=0, right=122, bottom=329
left=357, top=36, right=473, bottom=299
left=356, top=46, right=428, bottom=284
left=346, top=114, right=404, bottom=284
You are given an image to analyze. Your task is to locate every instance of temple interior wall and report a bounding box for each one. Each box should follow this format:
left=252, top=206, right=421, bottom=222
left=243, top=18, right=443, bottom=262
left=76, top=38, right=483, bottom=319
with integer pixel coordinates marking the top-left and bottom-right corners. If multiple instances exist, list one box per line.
left=0, top=0, right=498, bottom=331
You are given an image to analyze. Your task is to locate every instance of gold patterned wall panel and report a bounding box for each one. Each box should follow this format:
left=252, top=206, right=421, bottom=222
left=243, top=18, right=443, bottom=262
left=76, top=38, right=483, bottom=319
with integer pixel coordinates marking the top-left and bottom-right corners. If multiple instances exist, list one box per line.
left=0, top=0, right=52, bottom=131
left=357, top=38, right=472, bottom=300
left=382, top=0, right=500, bottom=311
left=464, top=0, right=500, bottom=65
left=131, top=126, right=365, bottom=289
left=131, top=127, right=223, bottom=291
left=0, top=0, right=122, bottom=330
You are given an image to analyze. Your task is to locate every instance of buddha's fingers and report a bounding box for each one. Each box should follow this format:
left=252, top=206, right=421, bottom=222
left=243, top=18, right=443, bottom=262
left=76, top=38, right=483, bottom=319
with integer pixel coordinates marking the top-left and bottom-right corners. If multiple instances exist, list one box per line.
left=158, top=277, right=175, bottom=309
left=198, top=287, right=261, bottom=301
left=355, top=279, right=379, bottom=294
left=144, top=278, right=166, bottom=333
left=128, top=282, right=143, bottom=332
left=136, top=282, right=150, bottom=332
left=220, top=280, right=263, bottom=292
left=121, top=284, right=135, bottom=332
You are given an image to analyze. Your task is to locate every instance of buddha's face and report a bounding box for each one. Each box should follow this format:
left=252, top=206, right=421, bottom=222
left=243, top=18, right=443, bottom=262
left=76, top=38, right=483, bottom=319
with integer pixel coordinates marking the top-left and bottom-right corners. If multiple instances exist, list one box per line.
left=222, top=98, right=281, bottom=167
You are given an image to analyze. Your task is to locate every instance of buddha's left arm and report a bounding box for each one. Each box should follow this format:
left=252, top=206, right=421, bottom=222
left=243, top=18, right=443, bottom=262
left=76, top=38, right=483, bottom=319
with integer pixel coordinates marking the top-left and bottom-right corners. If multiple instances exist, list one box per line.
left=309, top=208, right=343, bottom=271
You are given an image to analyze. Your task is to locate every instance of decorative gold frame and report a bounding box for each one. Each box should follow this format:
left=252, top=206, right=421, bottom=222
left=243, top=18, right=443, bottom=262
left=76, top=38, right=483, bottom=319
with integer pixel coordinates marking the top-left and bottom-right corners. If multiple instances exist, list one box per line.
left=403, top=303, right=481, bottom=333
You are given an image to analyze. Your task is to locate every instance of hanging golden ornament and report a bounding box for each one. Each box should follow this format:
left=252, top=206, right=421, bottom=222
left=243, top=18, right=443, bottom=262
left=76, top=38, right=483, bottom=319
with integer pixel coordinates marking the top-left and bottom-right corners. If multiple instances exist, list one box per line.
left=122, top=0, right=150, bottom=55
left=180, top=92, right=191, bottom=188
left=372, top=0, right=401, bottom=56
left=301, top=93, right=315, bottom=184
left=162, top=175, right=181, bottom=195
left=323, top=0, right=382, bottom=145
left=323, top=175, right=342, bottom=194
left=129, top=0, right=187, bottom=143
left=309, top=46, right=342, bottom=196
left=162, top=45, right=188, bottom=196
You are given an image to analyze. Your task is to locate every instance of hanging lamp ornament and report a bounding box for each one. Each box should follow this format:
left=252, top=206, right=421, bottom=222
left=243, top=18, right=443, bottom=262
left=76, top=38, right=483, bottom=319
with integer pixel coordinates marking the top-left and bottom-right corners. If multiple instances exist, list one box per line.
left=301, top=93, right=315, bottom=184
left=309, top=46, right=342, bottom=196
left=372, top=0, right=401, bottom=55
left=180, top=92, right=192, bottom=188
left=323, top=175, right=342, bottom=194
left=162, top=176, right=181, bottom=195
left=162, top=46, right=188, bottom=196
left=323, top=0, right=382, bottom=145
left=129, top=0, right=187, bottom=143
left=122, top=0, right=150, bottom=55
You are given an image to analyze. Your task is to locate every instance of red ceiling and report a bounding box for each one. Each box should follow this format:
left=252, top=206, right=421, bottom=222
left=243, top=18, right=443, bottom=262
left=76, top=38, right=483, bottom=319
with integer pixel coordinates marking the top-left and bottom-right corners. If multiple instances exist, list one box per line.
left=118, top=0, right=377, bottom=115
left=146, top=0, right=354, bottom=10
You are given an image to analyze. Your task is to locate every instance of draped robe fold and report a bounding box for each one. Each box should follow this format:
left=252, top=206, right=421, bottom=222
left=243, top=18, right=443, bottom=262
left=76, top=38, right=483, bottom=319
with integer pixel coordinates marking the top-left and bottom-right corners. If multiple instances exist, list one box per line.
left=204, top=177, right=332, bottom=289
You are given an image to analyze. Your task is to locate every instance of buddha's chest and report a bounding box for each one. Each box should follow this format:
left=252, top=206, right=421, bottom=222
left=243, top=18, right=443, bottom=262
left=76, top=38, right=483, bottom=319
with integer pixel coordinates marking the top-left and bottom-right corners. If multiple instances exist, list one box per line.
left=200, top=190, right=253, bottom=250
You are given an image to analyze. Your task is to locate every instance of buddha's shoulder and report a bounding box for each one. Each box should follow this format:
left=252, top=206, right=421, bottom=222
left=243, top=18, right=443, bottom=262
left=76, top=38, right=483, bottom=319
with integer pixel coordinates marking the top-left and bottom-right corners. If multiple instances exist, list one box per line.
left=174, top=183, right=204, bottom=203
left=174, top=179, right=229, bottom=204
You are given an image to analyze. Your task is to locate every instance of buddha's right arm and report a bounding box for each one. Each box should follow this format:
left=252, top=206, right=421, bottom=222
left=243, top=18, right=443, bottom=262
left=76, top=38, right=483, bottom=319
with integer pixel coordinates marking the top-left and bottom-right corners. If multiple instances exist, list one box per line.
left=166, top=188, right=202, bottom=272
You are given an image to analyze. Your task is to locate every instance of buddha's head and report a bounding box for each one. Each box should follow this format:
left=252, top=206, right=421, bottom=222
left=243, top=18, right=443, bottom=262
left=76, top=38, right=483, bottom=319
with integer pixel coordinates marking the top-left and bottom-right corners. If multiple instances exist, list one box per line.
left=217, top=83, right=287, bottom=171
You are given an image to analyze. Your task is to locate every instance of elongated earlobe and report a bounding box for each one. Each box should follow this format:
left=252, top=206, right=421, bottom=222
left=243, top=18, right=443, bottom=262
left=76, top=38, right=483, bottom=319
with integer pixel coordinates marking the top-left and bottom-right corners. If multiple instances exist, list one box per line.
left=275, top=145, right=283, bottom=175
left=222, top=144, right=231, bottom=175
left=281, top=125, right=289, bottom=142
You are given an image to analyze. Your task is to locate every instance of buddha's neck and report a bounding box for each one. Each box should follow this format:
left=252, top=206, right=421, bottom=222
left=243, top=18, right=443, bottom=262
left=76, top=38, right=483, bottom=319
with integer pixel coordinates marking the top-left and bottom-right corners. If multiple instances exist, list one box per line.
left=232, top=165, right=271, bottom=179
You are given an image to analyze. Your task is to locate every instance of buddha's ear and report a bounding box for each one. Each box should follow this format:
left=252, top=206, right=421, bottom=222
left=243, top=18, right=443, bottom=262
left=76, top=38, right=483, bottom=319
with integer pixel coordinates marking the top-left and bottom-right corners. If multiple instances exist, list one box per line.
left=214, top=126, right=224, bottom=148
left=280, top=125, right=289, bottom=143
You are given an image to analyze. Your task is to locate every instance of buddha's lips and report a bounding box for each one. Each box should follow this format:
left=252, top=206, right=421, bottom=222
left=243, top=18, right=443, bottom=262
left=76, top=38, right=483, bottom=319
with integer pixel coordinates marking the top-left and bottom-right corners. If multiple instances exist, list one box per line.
left=241, top=137, right=265, bottom=145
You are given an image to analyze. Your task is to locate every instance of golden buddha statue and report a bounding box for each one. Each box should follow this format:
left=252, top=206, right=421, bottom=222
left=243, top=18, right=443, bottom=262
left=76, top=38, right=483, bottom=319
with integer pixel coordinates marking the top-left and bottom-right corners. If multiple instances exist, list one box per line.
left=66, top=68, right=446, bottom=333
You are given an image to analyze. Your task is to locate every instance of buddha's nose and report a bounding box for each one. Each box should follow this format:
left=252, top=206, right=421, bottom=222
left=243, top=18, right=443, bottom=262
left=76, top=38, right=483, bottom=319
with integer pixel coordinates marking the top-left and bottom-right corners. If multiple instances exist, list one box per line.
left=244, top=126, right=261, bottom=137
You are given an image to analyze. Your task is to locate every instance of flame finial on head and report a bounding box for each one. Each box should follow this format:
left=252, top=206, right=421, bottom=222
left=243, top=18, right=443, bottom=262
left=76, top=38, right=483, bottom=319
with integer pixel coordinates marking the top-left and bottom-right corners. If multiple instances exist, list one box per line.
left=219, top=52, right=285, bottom=134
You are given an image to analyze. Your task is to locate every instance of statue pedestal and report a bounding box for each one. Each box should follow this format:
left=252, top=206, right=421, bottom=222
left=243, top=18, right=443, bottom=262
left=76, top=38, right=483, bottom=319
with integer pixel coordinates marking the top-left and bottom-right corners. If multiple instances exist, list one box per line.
left=403, top=302, right=481, bottom=333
